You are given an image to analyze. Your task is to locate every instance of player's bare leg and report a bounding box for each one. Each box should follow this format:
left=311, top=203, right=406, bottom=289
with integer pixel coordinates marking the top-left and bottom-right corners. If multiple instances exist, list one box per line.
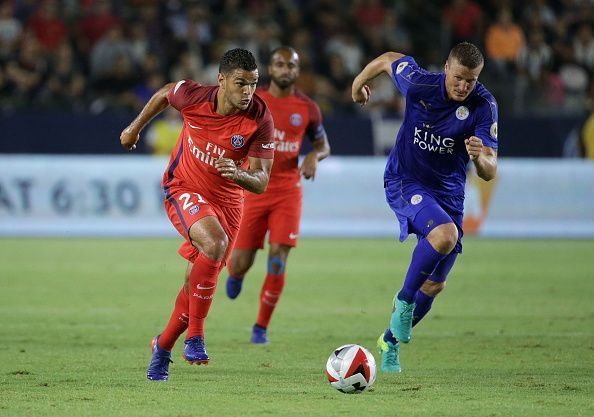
left=183, top=216, right=229, bottom=365
left=252, top=243, right=291, bottom=344
left=226, top=249, right=257, bottom=299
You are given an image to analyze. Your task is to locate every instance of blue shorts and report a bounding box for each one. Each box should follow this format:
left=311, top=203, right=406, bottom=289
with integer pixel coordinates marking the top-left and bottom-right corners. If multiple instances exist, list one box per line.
left=385, top=178, right=464, bottom=253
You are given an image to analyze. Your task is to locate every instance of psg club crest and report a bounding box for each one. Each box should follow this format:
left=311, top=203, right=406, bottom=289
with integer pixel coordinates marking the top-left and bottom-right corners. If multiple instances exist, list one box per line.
left=230, top=134, right=245, bottom=148
left=290, top=113, right=302, bottom=127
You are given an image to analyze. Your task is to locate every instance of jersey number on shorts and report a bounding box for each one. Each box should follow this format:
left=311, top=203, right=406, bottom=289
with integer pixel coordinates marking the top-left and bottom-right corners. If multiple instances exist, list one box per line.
left=178, top=192, right=206, bottom=210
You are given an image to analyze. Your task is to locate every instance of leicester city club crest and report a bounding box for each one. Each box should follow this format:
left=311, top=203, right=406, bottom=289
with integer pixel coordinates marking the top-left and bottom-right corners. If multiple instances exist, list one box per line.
left=230, top=134, right=245, bottom=148
left=455, top=106, right=469, bottom=120
left=290, top=113, right=302, bottom=126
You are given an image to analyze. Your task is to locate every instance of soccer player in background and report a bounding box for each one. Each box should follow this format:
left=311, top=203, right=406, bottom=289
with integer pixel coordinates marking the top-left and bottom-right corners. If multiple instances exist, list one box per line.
left=225, top=46, right=330, bottom=344
left=120, top=48, right=275, bottom=381
left=351, top=42, right=498, bottom=372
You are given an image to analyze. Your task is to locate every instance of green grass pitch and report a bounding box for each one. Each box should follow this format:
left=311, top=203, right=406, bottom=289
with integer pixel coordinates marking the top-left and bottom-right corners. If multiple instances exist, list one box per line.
left=1, top=238, right=593, bottom=417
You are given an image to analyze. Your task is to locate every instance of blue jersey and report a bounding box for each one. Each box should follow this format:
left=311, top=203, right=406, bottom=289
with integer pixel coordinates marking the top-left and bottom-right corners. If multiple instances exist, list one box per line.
left=384, top=56, right=498, bottom=205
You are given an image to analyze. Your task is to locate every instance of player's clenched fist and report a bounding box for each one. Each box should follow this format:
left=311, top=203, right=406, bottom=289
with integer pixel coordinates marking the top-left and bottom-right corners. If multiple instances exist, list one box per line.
left=352, top=85, right=371, bottom=106
left=120, top=127, right=139, bottom=151
left=215, top=157, right=239, bottom=180
left=465, top=136, right=483, bottom=161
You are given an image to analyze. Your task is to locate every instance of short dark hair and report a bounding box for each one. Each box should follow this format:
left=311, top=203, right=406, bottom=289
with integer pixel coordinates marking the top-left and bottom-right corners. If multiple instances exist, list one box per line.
left=269, top=46, right=298, bottom=63
left=219, top=48, right=258, bottom=74
left=448, top=42, right=484, bottom=69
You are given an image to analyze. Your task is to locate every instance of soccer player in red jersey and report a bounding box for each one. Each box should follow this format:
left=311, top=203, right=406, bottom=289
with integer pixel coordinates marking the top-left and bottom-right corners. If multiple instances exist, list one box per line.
left=120, top=48, right=275, bottom=381
left=225, top=46, right=330, bottom=344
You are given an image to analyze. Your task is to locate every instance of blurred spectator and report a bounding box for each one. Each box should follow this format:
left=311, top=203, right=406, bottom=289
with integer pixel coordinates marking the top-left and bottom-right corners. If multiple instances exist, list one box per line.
left=485, top=7, right=526, bottom=74
left=4, top=31, right=46, bottom=107
left=0, top=0, right=587, bottom=118
left=573, top=23, right=594, bottom=71
left=442, top=0, right=484, bottom=47
left=76, top=0, right=121, bottom=55
left=0, top=1, right=22, bottom=59
left=325, top=29, right=364, bottom=76
left=516, top=30, right=553, bottom=112
left=26, top=0, right=67, bottom=52
left=90, top=25, right=137, bottom=79
left=38, top=41, right=87, bottom=110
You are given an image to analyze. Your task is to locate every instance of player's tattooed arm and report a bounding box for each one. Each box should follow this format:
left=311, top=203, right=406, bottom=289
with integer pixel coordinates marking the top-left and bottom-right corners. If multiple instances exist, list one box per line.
left=352, top=51, right=404, bottom=106
left=120, top=82, right=176, bottom=150
left=465, top=136, right=497, bottom=181
left=300, top=135, right=330, bottom=180
left=215, top=156, right=273, bottom=194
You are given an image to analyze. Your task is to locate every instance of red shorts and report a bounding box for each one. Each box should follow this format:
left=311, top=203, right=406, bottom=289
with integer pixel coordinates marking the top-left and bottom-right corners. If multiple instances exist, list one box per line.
left=164, top=187, right=242, bottom=263
left=233, top=186, right=302, bottom=250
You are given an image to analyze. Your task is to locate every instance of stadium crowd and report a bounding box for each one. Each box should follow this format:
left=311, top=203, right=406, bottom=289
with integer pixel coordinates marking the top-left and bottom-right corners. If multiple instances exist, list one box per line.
left=0, top=0, right=592, bottom=117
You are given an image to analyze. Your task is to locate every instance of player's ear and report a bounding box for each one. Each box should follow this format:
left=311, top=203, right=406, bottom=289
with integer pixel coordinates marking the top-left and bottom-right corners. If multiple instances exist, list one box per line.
left=217, top=73, right=225, bottom=88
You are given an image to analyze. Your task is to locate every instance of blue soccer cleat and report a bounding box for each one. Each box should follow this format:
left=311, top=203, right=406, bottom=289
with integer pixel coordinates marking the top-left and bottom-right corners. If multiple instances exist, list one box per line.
left=377, top=329, right=401, bottom=372
left=147, top=335, right=172, bottom=381
left=183, top=336, right=209, bottom=365
left=390, top=296, right=416, bottom=343
left=250, top=324, right=269, bottom=344
left=226, top=276, right=244, bottom=299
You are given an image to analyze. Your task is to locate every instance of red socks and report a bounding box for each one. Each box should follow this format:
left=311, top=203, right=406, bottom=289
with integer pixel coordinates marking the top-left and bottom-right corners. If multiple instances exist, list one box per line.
left=256, top=271, right=286, bottom=328
left=158, top=287, right=189, bottom=351
left=186, top=253, right=222, bottom=339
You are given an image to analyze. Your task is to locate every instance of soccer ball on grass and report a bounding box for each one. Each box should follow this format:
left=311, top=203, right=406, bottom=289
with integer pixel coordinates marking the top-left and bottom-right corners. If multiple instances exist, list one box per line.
left=326, top=344, right=376, bottom=393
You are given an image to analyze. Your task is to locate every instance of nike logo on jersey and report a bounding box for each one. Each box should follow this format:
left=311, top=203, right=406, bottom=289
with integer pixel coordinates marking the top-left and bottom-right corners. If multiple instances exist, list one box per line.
left=188, top=122, right=203, bottom=129
left=419, top=100, right=430, bottom=110
left=261, top=142, right=275, bottom=149
left=174, top=80, right=186, bottom=94
left=289, top=233, right=298, bottom=240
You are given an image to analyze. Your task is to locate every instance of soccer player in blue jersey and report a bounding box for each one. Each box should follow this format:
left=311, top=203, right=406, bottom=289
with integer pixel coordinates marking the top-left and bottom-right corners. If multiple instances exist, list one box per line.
left=351, top=42, right=498, bottom=372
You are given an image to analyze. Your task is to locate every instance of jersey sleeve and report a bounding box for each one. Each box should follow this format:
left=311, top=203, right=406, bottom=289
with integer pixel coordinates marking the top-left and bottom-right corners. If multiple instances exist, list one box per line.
left=305, top=99, right=327, bottom=141
left=247, top=107, right=275, bottom=159
left=474, top=98, right=499, bottom=150
left=390, top=56, right=432, bottom=97
left=167, top=80, right=203, bottom=111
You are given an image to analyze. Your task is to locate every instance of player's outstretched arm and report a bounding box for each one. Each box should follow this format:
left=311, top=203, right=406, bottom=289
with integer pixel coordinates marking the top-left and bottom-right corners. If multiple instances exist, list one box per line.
left=215, top=156, right=273, bottom=194
left=120, top=82, right=176, bottom=151
left=465, top=136, right=497, bottom=181
left=351, top=51, right=404, bottom=106
left=300, top=135, right=330, bottom=180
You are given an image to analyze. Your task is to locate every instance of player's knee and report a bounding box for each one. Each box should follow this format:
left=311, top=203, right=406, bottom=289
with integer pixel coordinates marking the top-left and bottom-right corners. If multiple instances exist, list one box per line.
left=420, top=280, right=446, bottom=297
left=429, top=223, right=458, bottom=254
left=198, top=234, right=229, bottom=261
left=267, top=256, right=286, bottom=275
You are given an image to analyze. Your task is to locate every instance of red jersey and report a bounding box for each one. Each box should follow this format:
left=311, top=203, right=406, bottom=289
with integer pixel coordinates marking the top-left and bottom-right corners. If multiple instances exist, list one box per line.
left=163, top=80, right=274, bottom=207
left=256, top=89, right=325, bottom=189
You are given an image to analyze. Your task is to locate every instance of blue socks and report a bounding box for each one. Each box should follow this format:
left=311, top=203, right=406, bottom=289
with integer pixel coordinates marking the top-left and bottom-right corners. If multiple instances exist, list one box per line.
left=398, top=238, right=447, bottom=303
left=412, top=291, right=434, bottom=327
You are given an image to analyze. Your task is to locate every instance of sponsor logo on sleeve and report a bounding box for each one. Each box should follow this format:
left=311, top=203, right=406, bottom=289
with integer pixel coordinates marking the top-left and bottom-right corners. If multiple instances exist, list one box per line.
left=261, top=142, right=275, bottom=149
left=396, top=61, right=408, bottom=74
left=189, top=205, right=200, bottom=215
left=490, top=122, right=498, bottom=140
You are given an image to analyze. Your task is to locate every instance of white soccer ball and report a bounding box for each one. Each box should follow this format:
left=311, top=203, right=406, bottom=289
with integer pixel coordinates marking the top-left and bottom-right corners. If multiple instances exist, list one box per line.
left=326, top=344, right=376, bottom=394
